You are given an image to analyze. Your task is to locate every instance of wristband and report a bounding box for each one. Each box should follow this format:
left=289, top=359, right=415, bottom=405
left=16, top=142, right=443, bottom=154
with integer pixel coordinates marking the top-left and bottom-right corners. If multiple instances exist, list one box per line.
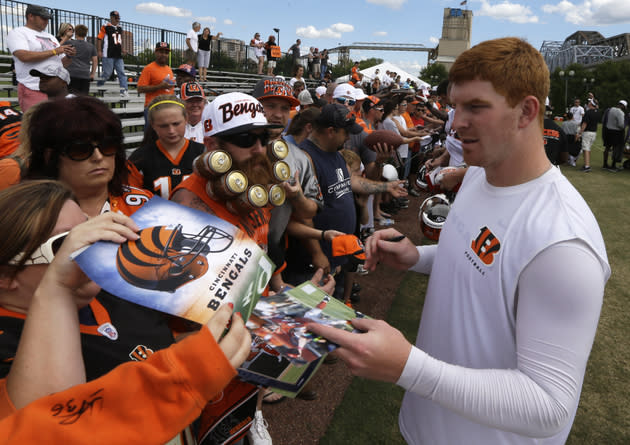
left=321, top=230, right=326, bottom=241
left=52, top=48, right=57, bottom=56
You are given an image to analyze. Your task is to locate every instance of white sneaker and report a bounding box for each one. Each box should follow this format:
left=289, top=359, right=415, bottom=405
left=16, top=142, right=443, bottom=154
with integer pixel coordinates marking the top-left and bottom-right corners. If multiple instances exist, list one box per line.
left=247, top=410, right=272, bottom=445
left=120, top=90, right=129, bottom=99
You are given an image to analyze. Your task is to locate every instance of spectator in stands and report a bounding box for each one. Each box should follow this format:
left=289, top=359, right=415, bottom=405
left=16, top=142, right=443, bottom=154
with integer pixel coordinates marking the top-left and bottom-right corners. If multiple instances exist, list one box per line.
left=251, top=32, right=265, bottom=75
left=265, top=35, right=279, bottom=76
left=174, top=64, right=196, bottom=88
left=290, top=65, right=305, bottom=87
left=320, top=49, right=329, bottom=80
left=197, top=27, right=222, bottom=82
left=97, top=11, right=128, bottom=99
left=292, top=80, right=305, bottom=99
left=7, top=4, right=75, bottom=111
left=307, top=47, right=314, bottom=79
left=67, top=24, right=97, bottom=96
left=29, top=65, right=71, bottom=100
left=137, top=42, right=175, bottom=125
left=180, top=82, right=206, bottom=143
left=128, top=96, right=204, bottom=199
left=185, top=21, right=201, bottom=65
left=351, top=61, right=361, bottom=85
left=312, top=48, right=321, bottom=80
left=56, top=23, right=73, bottom=45
left=288, top=39, right=301, bottom=67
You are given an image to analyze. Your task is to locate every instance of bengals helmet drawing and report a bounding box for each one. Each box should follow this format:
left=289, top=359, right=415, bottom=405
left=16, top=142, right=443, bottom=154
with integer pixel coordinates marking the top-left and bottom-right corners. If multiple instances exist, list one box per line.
left=116, top=224, right=234, bottom=292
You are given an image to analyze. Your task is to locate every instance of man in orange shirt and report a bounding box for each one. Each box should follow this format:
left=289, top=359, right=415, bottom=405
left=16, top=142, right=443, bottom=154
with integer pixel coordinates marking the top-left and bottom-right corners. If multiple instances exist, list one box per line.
left=137, top=42, right=175, bottom=125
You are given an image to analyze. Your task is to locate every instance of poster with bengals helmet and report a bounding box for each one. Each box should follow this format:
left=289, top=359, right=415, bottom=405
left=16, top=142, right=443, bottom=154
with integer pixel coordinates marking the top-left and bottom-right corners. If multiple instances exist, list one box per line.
left=75, top=197, right=274, bottom=324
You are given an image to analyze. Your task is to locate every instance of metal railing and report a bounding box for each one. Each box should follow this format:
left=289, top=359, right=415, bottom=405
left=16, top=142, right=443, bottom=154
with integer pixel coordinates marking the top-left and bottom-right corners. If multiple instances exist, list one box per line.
left=0, top=0, right=282, bottom=74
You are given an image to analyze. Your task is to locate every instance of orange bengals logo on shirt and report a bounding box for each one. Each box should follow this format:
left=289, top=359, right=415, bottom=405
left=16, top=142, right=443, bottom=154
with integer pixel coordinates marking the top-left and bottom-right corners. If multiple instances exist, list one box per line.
left=129, top=344, right=155, bottom=361
left=471, top=226, right=501, bottom=266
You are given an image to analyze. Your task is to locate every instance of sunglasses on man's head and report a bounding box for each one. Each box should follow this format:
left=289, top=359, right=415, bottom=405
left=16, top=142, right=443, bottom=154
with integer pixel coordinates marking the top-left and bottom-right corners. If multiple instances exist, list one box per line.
left=61, top=139, right=119, bottom=161
left=335, top=97, right=356, bottom=106
left=221, top=131, right=270, bottom=148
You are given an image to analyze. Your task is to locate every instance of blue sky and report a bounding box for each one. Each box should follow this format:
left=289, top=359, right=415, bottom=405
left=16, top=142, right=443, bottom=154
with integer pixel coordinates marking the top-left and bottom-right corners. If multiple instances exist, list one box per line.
left=53, top=0, right=630, bottom=75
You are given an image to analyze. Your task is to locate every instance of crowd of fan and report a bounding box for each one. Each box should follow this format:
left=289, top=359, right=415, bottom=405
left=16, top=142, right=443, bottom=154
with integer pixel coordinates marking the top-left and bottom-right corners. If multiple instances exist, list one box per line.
left=0, top=5, right=626, bottom=445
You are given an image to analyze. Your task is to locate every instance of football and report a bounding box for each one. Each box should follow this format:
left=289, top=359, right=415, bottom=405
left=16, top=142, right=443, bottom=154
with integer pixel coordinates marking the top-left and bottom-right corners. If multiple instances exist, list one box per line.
left=364, top=130, right=404, bottom=151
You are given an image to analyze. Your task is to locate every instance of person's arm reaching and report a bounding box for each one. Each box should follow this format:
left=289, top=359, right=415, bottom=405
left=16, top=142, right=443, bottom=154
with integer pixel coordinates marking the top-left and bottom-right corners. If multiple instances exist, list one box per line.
left=0, top=308, right=248, bottom=443
left=311, top=239, right=605, bottom=437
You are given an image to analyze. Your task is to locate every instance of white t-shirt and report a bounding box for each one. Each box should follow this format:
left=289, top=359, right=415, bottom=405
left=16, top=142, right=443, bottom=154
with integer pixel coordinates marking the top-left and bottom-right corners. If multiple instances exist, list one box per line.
left=444, top=109, right=464, bottom=166
left=382, top=116, right=408, bottom=158
left=7, top=26, right=61, bottom=90
left=186, top=29, right=198, bottom=52
left=253, top=39, right=264, bottom=58
left=570, top=105, right=584, bottom=123
left=398, top=166, right=610, bottom=444
left=185, top=121, right=204, bottom=143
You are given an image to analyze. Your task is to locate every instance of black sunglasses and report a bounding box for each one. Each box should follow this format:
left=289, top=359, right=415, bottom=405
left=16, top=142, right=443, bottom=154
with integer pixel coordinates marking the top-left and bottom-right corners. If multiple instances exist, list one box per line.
left=61, top=139, right=119, bottom=161
left=221, top=131, right=270, bottom=148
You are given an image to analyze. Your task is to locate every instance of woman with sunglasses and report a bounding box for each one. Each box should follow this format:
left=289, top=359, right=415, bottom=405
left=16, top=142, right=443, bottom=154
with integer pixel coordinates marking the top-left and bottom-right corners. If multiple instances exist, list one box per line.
left=25, top=96, right=152, bottom=218
left=128, top=95, right=204, bottom=199
left=0, top=180, right=250, bottom=441
left=56, top=23, right=74, bottom=46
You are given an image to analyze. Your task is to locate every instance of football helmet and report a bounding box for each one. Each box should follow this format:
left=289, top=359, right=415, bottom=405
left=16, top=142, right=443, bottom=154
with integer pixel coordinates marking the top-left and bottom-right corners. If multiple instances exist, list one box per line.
left=416, top=166, right=459, bottom=193
left=418, top=194, right=451, bottom=241
left=116, top=224, right=233, bottom=292
left=416, top=165, right=428, bottom=190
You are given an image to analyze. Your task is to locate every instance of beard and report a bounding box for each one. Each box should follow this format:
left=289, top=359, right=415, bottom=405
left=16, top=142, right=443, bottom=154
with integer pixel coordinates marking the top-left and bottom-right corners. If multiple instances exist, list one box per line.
left=234, top=153, right=277, bottom=186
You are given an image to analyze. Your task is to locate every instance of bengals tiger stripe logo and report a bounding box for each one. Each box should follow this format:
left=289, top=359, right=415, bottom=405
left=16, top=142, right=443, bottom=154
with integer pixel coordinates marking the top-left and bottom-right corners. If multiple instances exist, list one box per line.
left=471, top=226, right=501, bottom=265
left=129, top=344, right=154, bottom=361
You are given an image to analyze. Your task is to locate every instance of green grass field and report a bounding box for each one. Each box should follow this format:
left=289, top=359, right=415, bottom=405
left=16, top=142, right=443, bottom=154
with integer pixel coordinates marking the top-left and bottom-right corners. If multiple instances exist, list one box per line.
left=322, top=134, right=630, bottom=444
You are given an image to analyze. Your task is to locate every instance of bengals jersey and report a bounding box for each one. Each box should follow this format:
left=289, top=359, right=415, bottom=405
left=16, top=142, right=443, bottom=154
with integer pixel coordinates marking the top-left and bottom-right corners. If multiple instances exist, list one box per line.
left=0, top=291, right=175, bottom=381
left=104, top=185, right=153, bottom=216
left=97, top=22, right=123, bottom=58
left=128, top=139, right=204, bottom=199
left=0, top=102, right=21, bottom=158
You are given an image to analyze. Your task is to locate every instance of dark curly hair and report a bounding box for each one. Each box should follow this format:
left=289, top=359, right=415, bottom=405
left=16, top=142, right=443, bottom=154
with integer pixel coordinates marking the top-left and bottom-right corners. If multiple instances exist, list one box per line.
left=25, top=96, right=127, bottom=196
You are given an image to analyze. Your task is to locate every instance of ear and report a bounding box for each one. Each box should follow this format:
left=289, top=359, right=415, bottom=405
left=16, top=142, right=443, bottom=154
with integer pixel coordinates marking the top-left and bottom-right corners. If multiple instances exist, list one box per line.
left=203, top=136, right=219, bottom=151
left=518, top=95, right=540, bottom=129
left=304, top=123, right=313, bottom=135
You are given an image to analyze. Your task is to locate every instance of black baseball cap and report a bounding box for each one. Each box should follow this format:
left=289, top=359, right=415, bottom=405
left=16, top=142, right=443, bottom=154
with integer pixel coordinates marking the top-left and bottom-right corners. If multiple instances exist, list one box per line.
left=155, top=42, right=171, bottom=51
left=316, top=104, right=363, bottom=134
left=25, top=4, right=52, bottom=19
left=110, top=11, right=120, bottom=18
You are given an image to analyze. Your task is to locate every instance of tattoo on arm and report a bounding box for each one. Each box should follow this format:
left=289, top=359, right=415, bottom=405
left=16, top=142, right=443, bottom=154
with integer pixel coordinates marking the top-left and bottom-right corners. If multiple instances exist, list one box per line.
left=171, top=190, right=216, bottom=215
left=351, top=176, right=388, bottom=195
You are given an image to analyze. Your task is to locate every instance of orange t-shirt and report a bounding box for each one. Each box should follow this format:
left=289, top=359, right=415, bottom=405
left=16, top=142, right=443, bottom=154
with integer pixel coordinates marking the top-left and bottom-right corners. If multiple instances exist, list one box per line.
left=174, top=173, right=271, bottom=252
left=137, top=62, right=175, bottom=106
left=0, top=157, right=21, bottom=191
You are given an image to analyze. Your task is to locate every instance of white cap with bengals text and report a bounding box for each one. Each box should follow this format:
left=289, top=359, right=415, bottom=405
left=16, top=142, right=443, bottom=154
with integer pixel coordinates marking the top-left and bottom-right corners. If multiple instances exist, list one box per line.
left=202, top=92, right=282, bottom=138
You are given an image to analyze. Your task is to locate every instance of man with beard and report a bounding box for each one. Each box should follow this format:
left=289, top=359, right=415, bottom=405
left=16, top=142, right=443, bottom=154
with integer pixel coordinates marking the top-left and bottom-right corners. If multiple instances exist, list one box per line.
left=171, top=92, right=279, bottom=252
left=171, top=92, right=281, bottom=445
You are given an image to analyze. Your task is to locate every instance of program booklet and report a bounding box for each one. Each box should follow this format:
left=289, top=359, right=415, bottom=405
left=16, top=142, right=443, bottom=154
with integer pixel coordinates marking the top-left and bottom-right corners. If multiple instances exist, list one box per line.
left=238, top=281, right=367, bottom=397
left=74, top=197, right=274, bottom=324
